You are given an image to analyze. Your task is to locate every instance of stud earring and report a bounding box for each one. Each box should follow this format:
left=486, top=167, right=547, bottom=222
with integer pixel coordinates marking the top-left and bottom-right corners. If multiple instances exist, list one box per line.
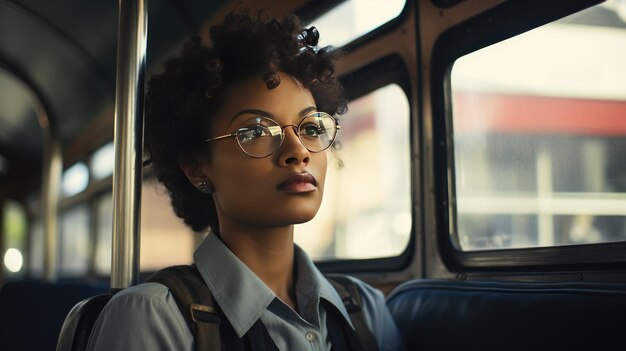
left=197, top=180, right=213, bottom=194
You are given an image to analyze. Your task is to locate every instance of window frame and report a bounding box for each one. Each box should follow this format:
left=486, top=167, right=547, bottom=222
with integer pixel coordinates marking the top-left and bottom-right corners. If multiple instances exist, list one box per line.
left=296, top=0, right=410, bottom=55
left=431, top=0, right=466, bottom=9
left=431, top=0, right=626, bottom=271
left=316, top=54, right=417, bottom=274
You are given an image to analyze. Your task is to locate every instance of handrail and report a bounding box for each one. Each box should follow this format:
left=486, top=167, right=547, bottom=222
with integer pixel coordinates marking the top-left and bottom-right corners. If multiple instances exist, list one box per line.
left=110, top=0, right=147, bottom=289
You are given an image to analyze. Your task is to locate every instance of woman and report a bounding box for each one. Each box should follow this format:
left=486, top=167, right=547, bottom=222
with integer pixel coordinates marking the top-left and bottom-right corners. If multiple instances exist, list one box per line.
left=87, top=9, right=404, bottom=351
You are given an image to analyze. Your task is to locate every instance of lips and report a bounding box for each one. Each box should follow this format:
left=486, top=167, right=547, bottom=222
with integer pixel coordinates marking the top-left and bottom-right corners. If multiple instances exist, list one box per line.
left=276, top=173, right=317, bottom=193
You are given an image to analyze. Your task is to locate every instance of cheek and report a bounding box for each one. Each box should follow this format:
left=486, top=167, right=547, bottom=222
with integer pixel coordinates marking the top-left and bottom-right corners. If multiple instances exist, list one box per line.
left=209, top=146, right=253, bottom=188
left=212, top=172, right=263, bottom=222
left=312, top=152, right=328, bottom=193
left=212, top=155, right=268, bottom=197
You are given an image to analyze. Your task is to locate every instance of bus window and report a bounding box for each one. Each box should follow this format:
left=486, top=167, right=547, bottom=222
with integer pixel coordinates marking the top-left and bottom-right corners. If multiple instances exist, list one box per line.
left=308, top=0, right=406, bottom=47
left=60, top=161, right=198, bottom=277
left=2, top=201, right=27, bottom=276
left=449, top=2, right=626, bottom=251
left=295, top=83, right=411, bottom=259
left=59, top=205, right=90, bottom=276
left=28, top=219, right=43, bottom=278
left=90, top=142, right=114, bottom=181
left=94, top=192, right=112, bottom=276
left=61, top=162, right=89, bottom=198
left=140, top=181, right=196, bottom=271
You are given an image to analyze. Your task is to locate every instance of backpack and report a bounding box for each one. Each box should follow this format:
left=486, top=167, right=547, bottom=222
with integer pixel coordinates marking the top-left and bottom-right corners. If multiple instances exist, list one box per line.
left=147, top=264, right=379, bottom=351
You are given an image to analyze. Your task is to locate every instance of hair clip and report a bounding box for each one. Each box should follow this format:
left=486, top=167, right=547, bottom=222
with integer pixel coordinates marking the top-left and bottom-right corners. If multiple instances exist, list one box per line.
left=297, top=26, right=319, bottom=54
left=204, top=79, right=222, bottom=99
left=262, top=72, right=281, bottom=89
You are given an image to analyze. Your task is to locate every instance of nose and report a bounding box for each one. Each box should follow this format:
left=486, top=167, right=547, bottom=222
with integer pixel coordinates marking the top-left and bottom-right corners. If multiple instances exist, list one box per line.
left=277, top=125, right=310, bottom=166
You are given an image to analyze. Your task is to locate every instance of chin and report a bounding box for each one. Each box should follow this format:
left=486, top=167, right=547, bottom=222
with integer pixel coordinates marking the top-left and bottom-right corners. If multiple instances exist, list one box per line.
left=273, top=206, right=320, bottom=226
left=276, top=195, right=322, bottom=223
left=278, top=206, right=319, bottom=225
left=253, top=213, right=317, bottom=227
left=289, top=213, right=317, bottom=225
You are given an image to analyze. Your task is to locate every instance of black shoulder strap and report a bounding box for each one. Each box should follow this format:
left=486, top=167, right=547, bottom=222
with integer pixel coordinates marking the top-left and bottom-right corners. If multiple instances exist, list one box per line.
left=149, top=266, right=369, bottom=351
left=147, top=264, right=277, bottom=351
left=147, top=265, right=221, bottom=351
left=326, top=274, right=380, bottom=351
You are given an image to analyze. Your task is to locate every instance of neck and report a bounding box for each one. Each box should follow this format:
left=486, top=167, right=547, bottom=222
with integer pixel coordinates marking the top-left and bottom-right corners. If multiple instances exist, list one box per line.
left=218, top=221, right=297, bottom=308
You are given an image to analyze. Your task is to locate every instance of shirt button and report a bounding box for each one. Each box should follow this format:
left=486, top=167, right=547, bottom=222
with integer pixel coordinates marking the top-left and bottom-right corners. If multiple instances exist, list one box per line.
left=305, top=332, right=316, bottom=342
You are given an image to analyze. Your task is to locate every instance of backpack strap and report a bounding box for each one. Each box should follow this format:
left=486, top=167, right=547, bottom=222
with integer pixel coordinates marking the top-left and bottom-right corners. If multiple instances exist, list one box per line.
left=148, top=266, right=374, bottom=351
left=147, top=264, right=221, bottom=351
left=326, top=274, right=380, bottom=351
left=147, top=264, right=278, bottom=351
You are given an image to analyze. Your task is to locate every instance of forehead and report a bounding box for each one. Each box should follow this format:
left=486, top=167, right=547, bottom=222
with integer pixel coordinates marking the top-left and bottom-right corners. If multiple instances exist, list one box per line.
left=216, top=73, right=316, bottom=125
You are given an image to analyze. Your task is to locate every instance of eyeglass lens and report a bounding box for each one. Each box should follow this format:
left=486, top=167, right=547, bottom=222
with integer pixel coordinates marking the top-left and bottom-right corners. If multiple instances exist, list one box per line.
left=235, top=113, right=337, bottom=158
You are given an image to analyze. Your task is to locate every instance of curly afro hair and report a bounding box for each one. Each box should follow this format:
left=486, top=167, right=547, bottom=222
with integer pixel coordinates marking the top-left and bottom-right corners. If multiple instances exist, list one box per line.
left=144, top=9, right=347, bottom=233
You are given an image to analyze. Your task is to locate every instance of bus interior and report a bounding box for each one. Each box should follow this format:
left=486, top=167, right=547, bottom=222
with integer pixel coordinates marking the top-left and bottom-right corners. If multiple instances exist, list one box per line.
left=1, top=0, right=626, bottom=350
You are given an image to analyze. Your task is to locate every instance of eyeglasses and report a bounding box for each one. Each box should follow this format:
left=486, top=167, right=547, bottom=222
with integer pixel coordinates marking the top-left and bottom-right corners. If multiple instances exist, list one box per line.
left=205, top=112, right=340, bottom=158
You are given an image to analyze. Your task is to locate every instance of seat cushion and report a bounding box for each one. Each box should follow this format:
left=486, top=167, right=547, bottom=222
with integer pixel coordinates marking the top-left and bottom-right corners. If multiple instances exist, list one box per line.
left=0, top=280, right=108, bottom=351
left=387, top=279, right=626, bottom=351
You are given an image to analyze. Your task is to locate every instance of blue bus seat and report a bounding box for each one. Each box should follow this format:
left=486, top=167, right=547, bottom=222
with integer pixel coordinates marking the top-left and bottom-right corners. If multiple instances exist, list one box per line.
left=56, top=271, right=163, bottom=351
left=0, top=280, right=108, bottom=351
left=387, top=279, right=626, bottom=350
left=56, top=293, right=113, bottom=351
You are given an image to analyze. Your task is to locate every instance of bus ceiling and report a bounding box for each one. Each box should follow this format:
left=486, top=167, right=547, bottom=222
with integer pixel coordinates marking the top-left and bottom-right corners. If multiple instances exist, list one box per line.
left=0, top=1, right=193, bottom=191
left=0, top=0, right=335, bottom=200
left=0, top=0, right=340, bottom=283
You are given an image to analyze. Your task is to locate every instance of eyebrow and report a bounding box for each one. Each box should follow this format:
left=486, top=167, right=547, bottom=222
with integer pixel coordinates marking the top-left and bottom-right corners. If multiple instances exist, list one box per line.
left=229, top=106, right=318, bottom=125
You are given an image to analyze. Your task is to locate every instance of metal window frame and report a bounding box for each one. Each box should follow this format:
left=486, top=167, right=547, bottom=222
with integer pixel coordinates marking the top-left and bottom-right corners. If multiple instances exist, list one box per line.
left=430, top=0, right=626, bottom=272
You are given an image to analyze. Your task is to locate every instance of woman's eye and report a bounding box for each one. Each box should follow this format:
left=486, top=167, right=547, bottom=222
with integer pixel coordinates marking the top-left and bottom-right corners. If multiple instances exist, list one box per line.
left=301, top=124, right=324, bottom=137
left=238, top=125, right=270, bottom=142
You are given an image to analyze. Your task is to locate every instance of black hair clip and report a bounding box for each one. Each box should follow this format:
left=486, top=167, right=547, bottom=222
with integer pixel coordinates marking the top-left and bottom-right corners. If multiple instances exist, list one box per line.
left=262, top=72, right=281, bottom=89
left=297, top=26, right=319, bottom=54
left=204, top=79, right=222, bottom=99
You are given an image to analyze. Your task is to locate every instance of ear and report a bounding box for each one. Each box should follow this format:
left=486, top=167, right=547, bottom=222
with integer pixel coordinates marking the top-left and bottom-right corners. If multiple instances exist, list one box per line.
left=180, top=155, right=212, bottom=188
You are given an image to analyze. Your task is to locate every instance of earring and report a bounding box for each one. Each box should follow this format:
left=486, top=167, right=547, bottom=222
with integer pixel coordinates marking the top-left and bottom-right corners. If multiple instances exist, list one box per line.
left=197, top=180, right=213, bottom=194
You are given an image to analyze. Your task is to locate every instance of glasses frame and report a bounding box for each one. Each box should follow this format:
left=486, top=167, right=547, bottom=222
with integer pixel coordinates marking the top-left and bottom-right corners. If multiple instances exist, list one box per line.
left=204, top=111, right=340, bottom=158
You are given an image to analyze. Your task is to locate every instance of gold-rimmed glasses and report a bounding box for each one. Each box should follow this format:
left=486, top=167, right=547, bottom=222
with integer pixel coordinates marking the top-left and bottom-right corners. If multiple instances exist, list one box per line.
left=205, top=112, right=340, bottom=158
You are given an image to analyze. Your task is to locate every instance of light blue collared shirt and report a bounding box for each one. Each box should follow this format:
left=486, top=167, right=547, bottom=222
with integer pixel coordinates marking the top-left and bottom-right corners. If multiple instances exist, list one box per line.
left=87, top=233, right=405, bottom=351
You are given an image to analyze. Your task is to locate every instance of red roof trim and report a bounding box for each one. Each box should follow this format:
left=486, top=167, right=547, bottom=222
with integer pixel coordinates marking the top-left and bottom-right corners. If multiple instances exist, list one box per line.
left=453, top=92, right=626, bottom=136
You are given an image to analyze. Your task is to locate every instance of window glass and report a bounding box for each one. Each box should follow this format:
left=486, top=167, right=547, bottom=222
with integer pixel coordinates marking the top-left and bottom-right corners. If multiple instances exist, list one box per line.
left=94, top=193, right=112, bottom=275
left=140, top=181, right=196, bottom=271
left=2, top=201, right=27, bottom=275
left=62, top=162, right=89, bottom=197
left=29, top=219, right=44, bottom=278
left=309, top=0, right=406, bottom=47
left=296, top=84, right=412, bottom=259
left=60, top=205, right=90, bottom=276
left=450, top=2, right=626, bottom=251
left=91, top=141, right=114, bottom=180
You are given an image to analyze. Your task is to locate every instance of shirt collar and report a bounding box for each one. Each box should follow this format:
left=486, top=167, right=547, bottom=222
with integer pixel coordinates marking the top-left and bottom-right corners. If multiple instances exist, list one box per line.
left=193, top=233, right=354, bottom=337
left=293, top=244, right=354, bottom=329
left=193, top=233, right=275, bottom=337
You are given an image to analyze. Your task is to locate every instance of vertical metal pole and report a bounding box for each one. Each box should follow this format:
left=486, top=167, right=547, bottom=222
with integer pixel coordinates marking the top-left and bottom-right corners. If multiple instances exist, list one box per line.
left=41, top=124, right=62, bottom=281
left=111, top=0, right=147, bottom=289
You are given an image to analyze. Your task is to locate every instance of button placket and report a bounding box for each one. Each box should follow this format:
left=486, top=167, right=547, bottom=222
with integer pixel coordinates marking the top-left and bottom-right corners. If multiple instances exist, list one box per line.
left=305, top=331, right=316, bottom=342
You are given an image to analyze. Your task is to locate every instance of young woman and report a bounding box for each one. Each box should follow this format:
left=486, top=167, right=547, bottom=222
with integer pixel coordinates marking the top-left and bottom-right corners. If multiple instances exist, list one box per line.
left=87, top=9, right=404, bottom=351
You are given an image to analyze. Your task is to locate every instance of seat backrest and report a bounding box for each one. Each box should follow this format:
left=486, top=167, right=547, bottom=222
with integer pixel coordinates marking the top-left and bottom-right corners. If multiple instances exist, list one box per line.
left=0, top=280, right=108, bottom=351
left=387, top=279, right=626, bottom=351
left=56, top=294, right=113, bottom=351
